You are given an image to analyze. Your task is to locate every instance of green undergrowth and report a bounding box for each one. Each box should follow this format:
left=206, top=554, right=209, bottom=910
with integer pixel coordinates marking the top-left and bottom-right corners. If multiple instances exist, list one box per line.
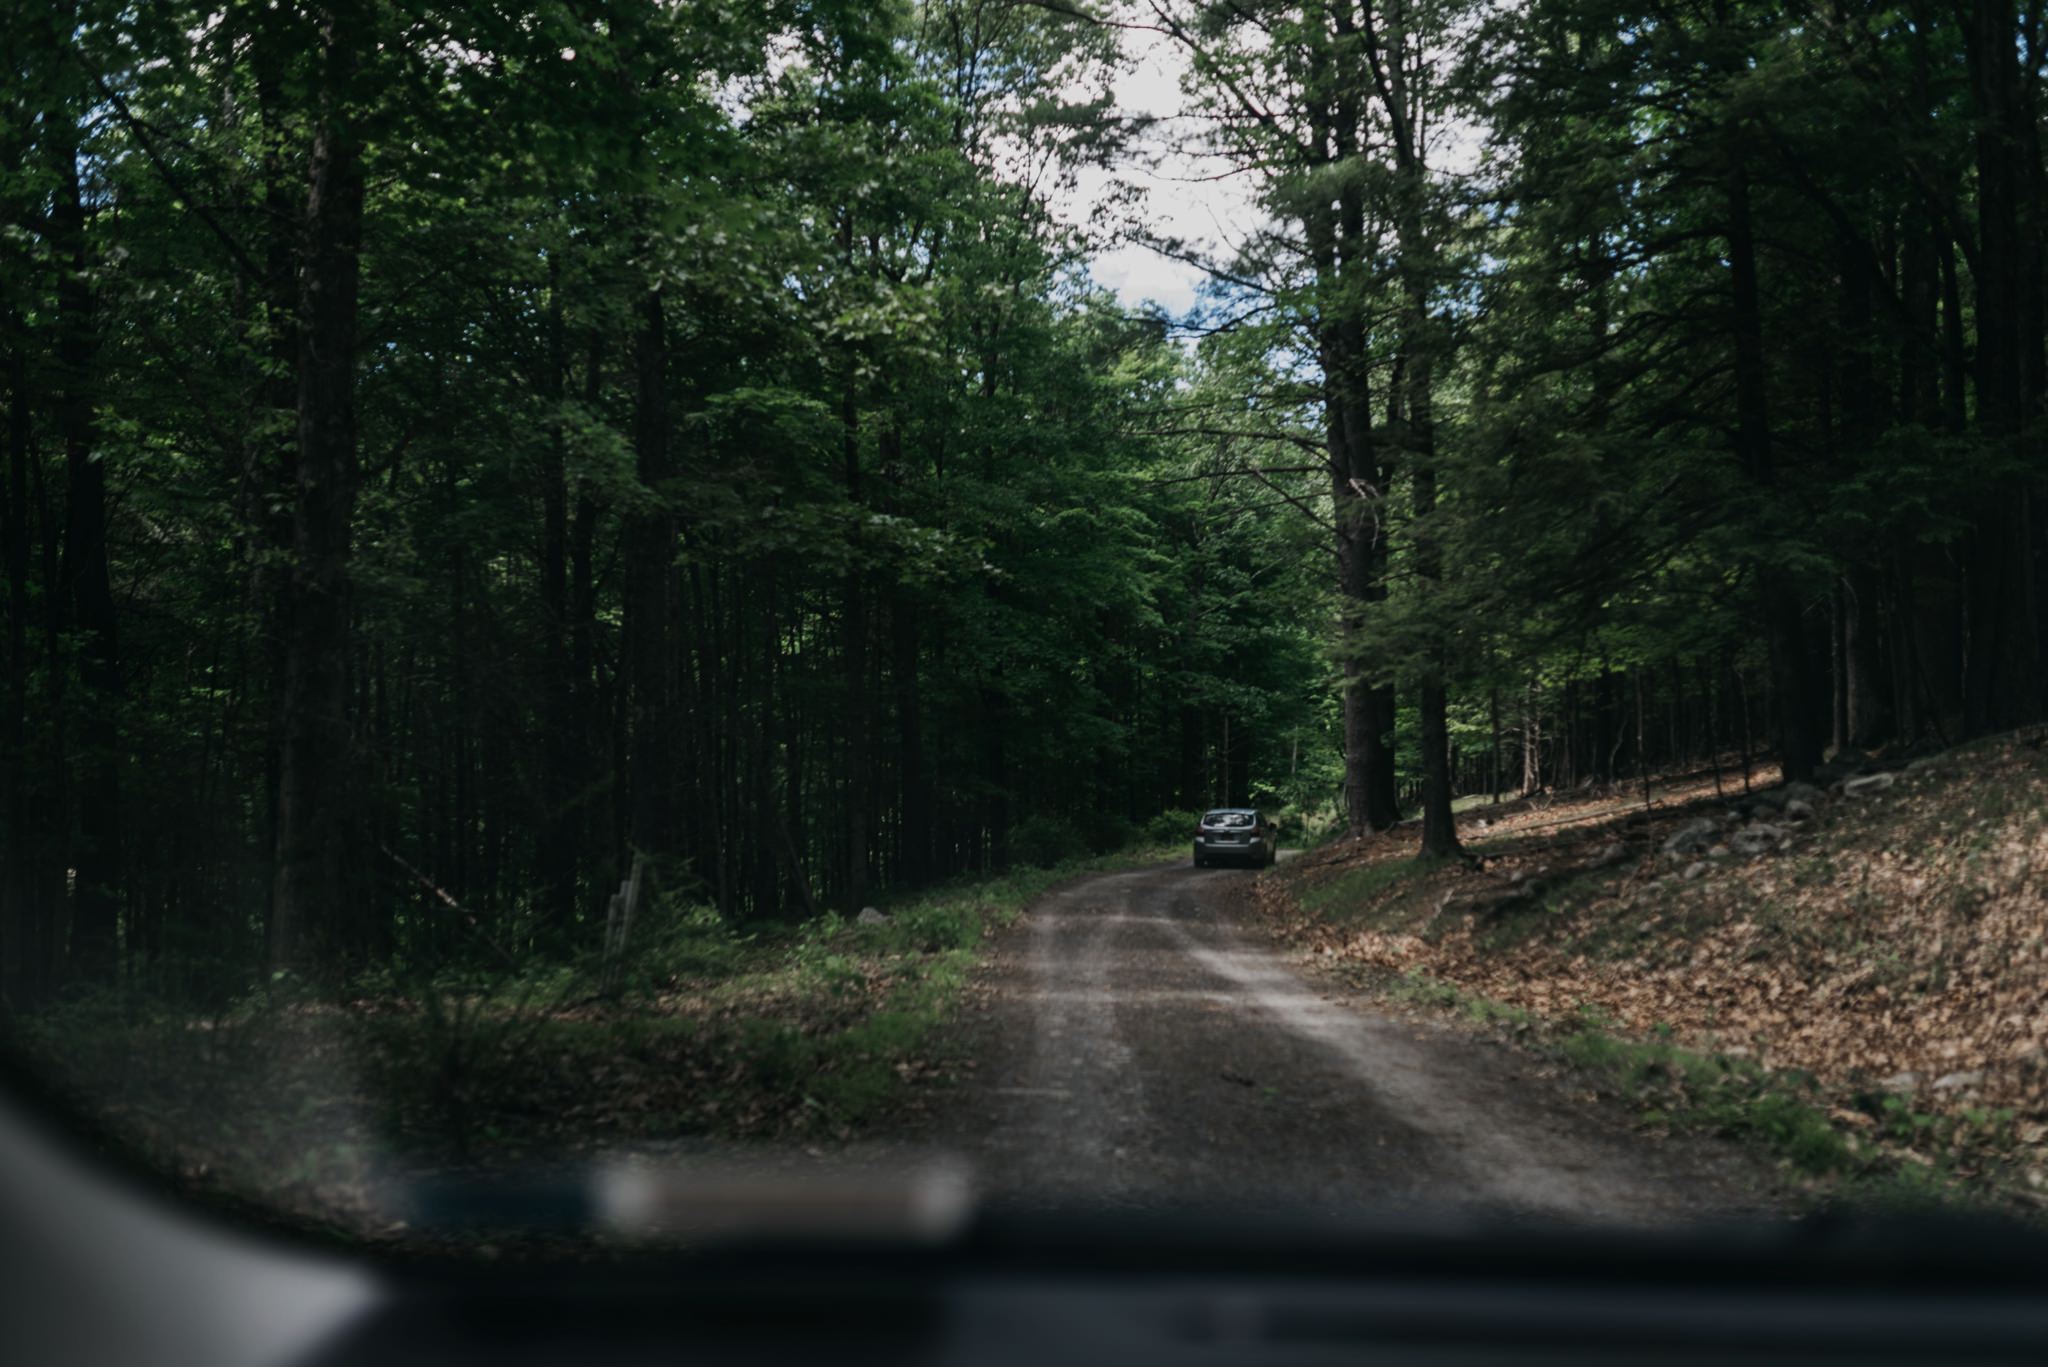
left=1296, top=855, right=1451, bottom=927
left=10, top=845, right=1175, bottom=1232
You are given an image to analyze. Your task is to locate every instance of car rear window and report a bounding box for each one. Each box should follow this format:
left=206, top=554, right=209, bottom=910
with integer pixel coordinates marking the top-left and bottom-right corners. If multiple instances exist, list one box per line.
left=1203, top=812, right=1255, bottom=827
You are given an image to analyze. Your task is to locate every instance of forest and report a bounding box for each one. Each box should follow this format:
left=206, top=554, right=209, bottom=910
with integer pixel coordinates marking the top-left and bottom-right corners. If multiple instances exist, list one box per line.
left=2, top=0, right=2043, bottom=1009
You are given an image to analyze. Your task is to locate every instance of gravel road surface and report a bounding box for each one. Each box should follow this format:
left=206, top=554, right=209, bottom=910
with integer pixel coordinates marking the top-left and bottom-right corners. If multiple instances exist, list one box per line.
left=913, top=858, right=1784, bottom=1225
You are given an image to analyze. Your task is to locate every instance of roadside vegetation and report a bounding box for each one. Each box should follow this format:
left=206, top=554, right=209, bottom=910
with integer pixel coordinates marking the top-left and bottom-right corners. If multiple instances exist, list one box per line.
left=1259, top=732, right=2048, bottom=1216
left=11, top=842, right=1172, bottom=1240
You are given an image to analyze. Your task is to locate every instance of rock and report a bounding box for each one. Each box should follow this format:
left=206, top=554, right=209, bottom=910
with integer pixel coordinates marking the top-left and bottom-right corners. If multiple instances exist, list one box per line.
left=1880, top=1072, right=1920, bottom=1093
left=1731, top=825, right=1782, bottom=856
left=1813, top=749, right=1873, bottom=785
left=1905, top=754, right=1947, bottom=774
left=1844, top=771, right=1897, bottom=798
left=1661, top=817, right=1718, bottom=856
left=1707, top=843, right=1731, bottom=858
left=1782, top=798, right=1816, bottom=823
left=1747, top=789, right=1787, bottom=812
left=1592, top=841, right=1629, bottom=867
left=856, top=907, right=891, bottom=926
left=1681, top=861, right=1709, bottom=881
left=1931, top=1069, right=1985, bottom=1092
left=1782, top=781, right=1825, bottom=805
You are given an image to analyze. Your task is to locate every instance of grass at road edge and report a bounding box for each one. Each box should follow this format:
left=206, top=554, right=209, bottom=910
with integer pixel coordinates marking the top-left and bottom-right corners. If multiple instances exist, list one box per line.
left=600, top=843, right=1187, bottom=1136
left=9, top=844, right=1181, bottom=1241
left=1381, top=969, right=2018, bottom=1214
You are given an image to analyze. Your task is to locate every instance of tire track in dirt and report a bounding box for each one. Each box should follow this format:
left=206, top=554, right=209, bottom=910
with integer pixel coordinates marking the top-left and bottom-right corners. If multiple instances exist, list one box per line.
left=920, top=859, right=1786, bottom=1223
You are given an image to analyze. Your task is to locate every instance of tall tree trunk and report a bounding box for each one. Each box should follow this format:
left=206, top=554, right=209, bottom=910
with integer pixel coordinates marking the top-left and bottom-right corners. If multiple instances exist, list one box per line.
left=570, top=333, right=601, bottom=885
left=840, top=378, right=871, bottom=911
left=1381, top=27, right=1460, bottom=859
left=623, top=287, right=672, bottom=860
left=1962, top=0, right=2043, bottom=733
left=270, top=12, right=365, bottom=971
left=1407, top=351, right=1457, bottom=856
left=1307, top=78, right=1397, bottom=837
left=1836, top=222, right=1896, bottom=747
left=539, top=253, right=576, bottom=933
left=1725, top=134, right=1823, bottom=781
left=268, top=10, right=368, bottom=971
left=2, top=321, right=42, bottom=1003
left=50, top=110, right=124, bottom=978
left=246, top=2, right=301, bottom=954
left=1487, top=684, right=1502, bottom=804
left=892, top=584, right=929, bottom=887
left=1521, top=676, right=1541, bottom=795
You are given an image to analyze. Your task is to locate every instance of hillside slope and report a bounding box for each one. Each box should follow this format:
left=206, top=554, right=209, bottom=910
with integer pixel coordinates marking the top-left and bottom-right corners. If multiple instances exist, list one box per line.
left=1257, top=731, right=2048, bottom=1207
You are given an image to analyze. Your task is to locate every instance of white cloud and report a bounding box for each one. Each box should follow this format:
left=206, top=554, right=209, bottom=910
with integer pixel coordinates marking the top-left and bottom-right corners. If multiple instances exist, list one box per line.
left=1051, top=16, right=1496, bottom=319
left=1085, top=241, right=1204, bottom=315
left=1052, top=29, right=1264, bottom=320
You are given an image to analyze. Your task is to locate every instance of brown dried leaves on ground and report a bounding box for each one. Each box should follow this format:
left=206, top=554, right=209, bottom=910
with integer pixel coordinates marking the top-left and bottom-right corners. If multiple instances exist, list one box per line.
left=1256, top=736, right=2048, bottom=1191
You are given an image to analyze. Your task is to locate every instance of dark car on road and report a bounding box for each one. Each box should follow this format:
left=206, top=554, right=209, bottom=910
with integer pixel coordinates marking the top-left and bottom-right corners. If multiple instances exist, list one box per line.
left=1192, top=807, right=1277, bottom=868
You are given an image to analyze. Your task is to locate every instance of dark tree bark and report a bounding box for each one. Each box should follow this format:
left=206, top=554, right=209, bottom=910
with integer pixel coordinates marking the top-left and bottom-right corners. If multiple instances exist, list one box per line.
left=623, top=286, right=672, bottom=861
left=245, top=3, right=301, bottom=950
left=570, top=332, right=601, bottom=882
left=891, top=583, right=929, bottom=887
left=1377, top=15, right=1460, bottom=860
left=270, top=17, right=365, bottom=970
left=50, top=110, right=124, bottom=978
left=1939, top=234, right=1969, bottom=437
left=2, top=320, right=45, bottom=1004
left=1725, top=135, right=1824, bottom=781
left=1836, top=224, right=1895, bottom=747
left=981, top=685, right=1009, bottom=871
left=539, top=253, right=576, bottom=933
left=839, top=374, right=871, bottom=909
left=1407, top=364, right=1457, bottom=857
left=1305, top=61, right=1396, bottom=839
left=1521, top=676, right=1541, bottom=795
left=1961, top=0, right=2042, bottom=733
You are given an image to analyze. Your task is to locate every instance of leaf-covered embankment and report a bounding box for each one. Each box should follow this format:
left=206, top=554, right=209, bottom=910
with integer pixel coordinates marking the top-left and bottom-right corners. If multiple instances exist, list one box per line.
left=1256, top=733, right=2048, bottom=1207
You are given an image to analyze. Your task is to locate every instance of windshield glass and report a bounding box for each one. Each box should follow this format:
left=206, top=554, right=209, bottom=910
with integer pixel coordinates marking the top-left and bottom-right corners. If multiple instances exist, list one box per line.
left=4, top=0, right=2044, bottom=1253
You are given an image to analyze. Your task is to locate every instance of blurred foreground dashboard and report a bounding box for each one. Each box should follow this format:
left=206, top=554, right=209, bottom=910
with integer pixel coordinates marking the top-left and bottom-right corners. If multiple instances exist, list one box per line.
left=5, top=1084, right=2048, bottom=1367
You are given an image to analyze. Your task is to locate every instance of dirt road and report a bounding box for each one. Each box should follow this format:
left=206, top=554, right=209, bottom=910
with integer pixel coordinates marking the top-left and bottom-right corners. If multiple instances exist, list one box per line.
left=913, top=858, right=1784, bottom=1225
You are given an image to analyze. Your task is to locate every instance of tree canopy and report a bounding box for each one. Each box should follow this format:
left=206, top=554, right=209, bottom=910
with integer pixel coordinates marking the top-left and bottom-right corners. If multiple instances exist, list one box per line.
left=2, top=0, right=2043, bottom=1002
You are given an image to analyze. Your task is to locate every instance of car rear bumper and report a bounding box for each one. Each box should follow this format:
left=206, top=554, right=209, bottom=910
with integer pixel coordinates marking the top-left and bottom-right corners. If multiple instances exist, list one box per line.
left=1193, top=840, right=1267, bottom=864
